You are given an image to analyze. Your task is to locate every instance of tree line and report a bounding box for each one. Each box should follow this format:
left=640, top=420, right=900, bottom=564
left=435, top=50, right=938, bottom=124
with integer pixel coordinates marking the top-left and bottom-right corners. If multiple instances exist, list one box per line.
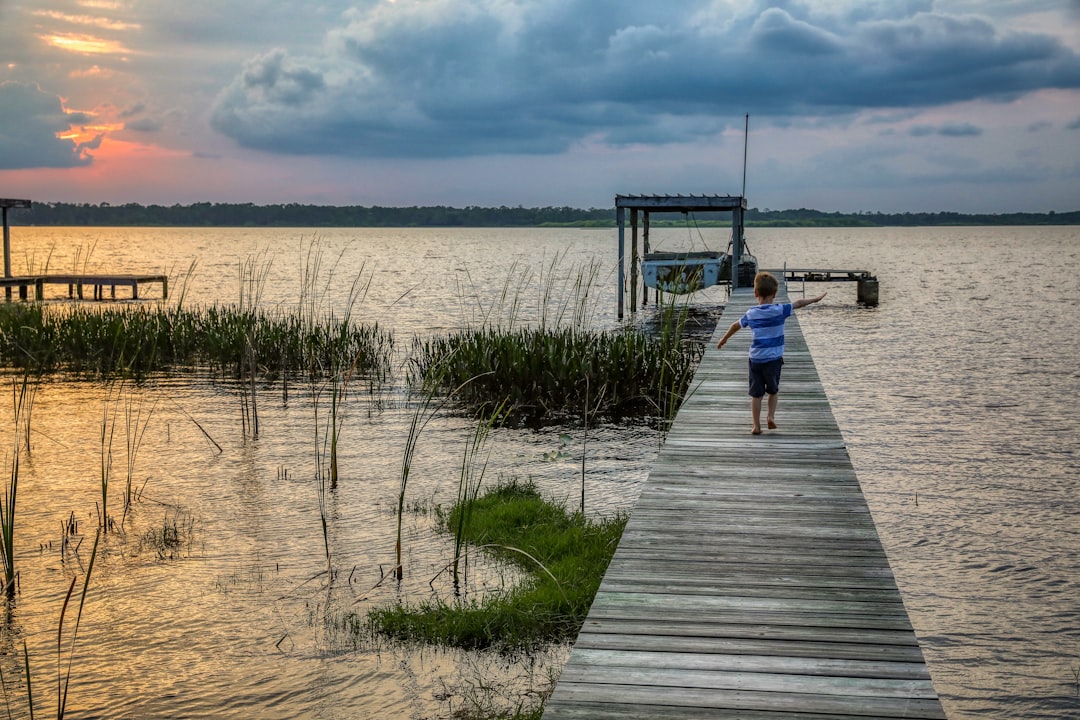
left=8, top=201, right=1078, bottom=227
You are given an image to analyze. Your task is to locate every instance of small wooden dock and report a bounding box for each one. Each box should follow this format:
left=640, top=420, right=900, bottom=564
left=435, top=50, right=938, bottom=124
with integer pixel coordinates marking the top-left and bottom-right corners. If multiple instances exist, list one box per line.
left=783, top=267, right=879, bottom=306
left=542, top=281, right=943, bottom=719
left=2, top=198, right=167, bottom=302
left=0, top=274, right=168, bottom=301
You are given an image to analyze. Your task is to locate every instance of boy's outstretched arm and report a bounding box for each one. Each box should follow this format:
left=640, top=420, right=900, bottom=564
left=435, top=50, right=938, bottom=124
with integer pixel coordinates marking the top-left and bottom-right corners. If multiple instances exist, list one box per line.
left=716, top=320, right=742, bottom=349
left=793, top=291, right=827, bottom=309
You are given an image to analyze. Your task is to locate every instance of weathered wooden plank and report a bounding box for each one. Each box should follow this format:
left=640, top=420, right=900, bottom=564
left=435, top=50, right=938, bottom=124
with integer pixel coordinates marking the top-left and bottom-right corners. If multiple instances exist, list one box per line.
left=557, top=663, right=938, bottom=698
left=543, top=700, right=911, bottom=720
left=545, top=682, right=946, bottom=719
left=577, top=617, right=924, bottom=648
left=572, top=631, right=931, bottom=663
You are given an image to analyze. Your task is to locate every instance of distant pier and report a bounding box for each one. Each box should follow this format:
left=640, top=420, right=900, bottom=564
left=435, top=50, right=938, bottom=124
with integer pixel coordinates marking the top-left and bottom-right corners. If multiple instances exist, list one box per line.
left=0, top=274, right=168, bottom=301
left=1, top=198, right=167, bottom=302
left=542, top=279, right=941, bottom=719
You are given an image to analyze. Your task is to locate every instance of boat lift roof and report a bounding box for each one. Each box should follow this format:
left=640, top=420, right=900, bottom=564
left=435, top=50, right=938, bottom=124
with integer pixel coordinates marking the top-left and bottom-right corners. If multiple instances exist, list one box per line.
left=615, top=194, right=747, bottom=213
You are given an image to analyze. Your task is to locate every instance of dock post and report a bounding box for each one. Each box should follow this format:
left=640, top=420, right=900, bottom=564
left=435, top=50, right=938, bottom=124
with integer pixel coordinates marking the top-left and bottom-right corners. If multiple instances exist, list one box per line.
left=630, top=209, right=639, bottom=313
left=2, top=206, right=10, bottom=281
left=642, top=212, right=650, bottom=306
left=162, top=276, right=168, bottom=300
left=857, top=276, right=879, bottom=306
left=732, top=203, right=745, bottom=290
left=616, top=207, right=625, bottom=319
left=3, top=207, right=9, bottom=301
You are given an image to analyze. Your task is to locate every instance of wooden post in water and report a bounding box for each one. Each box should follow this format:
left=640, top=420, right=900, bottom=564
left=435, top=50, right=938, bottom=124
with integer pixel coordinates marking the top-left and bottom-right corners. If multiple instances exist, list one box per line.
left=629, top=209, right=639, bottom=314
left=3, top=206, right=9, bottom=282
left=616, top=206, right=626, bottom=319
left=732, top=202, right=745, bottom=290
left=857, top=275, right=879, bottom=306
left=642, top=211, right=650, bottom=306
left=1, top=199, right=32, bottom=301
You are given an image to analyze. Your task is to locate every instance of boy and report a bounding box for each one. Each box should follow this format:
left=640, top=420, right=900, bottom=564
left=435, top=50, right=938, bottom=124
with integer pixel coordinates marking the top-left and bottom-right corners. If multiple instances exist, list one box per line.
left=715, top=272, right=826, bottom=435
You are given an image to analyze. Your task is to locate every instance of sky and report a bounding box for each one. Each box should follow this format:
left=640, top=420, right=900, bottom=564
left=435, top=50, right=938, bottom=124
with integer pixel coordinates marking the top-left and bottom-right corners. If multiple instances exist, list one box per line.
left=1, top=0, right=1079, bottom=213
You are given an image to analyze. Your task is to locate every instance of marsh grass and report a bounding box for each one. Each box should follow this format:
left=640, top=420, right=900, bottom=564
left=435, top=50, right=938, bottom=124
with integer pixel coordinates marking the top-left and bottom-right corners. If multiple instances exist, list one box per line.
left=0, top=302, right=394, bottom=385
left=368, top=479, right=626, bottom=653
left=137, top=508, right=194, bottom=560
left=410, top=247, right=701, bottom=427
left=409, top=323, right=701, bottom=426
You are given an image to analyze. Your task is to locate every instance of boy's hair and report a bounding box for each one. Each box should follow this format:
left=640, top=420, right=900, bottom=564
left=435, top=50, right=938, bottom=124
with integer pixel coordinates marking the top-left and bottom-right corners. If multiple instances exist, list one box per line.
left=754, top=271, right=779, bottom=298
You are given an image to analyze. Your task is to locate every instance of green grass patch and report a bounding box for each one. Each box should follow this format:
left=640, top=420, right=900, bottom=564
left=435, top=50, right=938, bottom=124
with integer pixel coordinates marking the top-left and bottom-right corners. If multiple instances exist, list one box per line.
left=367, top=479, right=626, bottom=653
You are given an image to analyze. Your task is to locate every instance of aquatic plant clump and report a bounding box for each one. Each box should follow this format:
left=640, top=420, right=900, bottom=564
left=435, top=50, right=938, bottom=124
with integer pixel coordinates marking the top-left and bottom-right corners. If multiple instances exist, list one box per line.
left=0, top=303, right=394, bottom=382
left=409, top=325, right=702, bottom=424
left=367, top=479, right=627, bottom=653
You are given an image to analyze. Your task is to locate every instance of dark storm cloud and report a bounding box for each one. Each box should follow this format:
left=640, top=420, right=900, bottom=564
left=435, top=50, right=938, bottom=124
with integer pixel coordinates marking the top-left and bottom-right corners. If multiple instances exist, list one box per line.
left=0, top=82, right=95, bottom=169
left=909, top=122, right=982, bottom=137
left=120, top=103, right=147, bottom=119
left=125, top=117, right=165, bottom=132
left=203, top=0, right=1080, bottom=158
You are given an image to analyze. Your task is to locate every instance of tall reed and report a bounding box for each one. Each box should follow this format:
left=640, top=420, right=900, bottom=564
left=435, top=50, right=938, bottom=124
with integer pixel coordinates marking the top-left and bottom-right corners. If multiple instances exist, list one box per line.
left=237, top=252, right=273, bottom=439
left=98, top=391, right=117, bottom=532
left=395, top=374, right=443, bottom=581
left=7, top=528, right=101, bottom=719
left=652, top=293, right=698, bottom=438
left=57, top=529, right=100, bottom=719
left=2, top=375, right=36, bottom=599
left=121, top=392, right=155, bottom=527
left=449, top=403, right=505, bottom=593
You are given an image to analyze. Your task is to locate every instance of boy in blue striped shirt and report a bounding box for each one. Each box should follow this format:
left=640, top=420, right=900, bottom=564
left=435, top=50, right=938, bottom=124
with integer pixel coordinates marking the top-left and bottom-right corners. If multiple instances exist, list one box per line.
left=715, top=272, right=826, bottom=435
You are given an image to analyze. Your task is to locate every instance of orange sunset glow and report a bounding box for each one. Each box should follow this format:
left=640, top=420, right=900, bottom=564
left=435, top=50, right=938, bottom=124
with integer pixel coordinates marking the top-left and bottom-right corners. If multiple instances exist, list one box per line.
left=40, top=32, right=131, bottom=56
left=33, top=10, right=140, bottom=32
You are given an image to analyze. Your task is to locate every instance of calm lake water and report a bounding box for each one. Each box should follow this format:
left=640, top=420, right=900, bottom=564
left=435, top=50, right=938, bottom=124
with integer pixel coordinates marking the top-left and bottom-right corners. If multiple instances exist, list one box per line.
left=0, top=225, right=1077, bottom=719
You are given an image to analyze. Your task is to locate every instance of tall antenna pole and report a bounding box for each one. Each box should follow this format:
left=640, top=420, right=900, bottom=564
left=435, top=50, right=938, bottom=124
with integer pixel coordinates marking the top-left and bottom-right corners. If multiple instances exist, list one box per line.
left=741, top=113, right=749, bottom=198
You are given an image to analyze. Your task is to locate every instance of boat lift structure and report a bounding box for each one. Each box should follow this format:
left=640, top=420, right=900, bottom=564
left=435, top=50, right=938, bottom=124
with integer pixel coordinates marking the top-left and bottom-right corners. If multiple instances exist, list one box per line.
left=616, top=194, right=749, bottom=319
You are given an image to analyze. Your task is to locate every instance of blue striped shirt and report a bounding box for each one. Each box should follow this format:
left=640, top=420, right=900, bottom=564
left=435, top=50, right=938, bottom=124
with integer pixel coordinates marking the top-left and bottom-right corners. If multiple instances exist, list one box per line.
left=739, top=303, right=793, bottom=362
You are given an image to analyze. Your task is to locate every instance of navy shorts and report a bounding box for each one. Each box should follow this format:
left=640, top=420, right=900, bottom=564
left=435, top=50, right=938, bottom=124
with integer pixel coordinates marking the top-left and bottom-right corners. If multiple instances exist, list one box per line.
left=748, top=357, right=783, bottom=397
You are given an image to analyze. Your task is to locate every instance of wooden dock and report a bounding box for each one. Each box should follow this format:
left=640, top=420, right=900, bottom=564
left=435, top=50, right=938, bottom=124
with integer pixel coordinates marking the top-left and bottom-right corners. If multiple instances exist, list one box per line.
left=542, top=283, right=944, bottom=719
left=2, top=199, right=167, bottom=302
left=0, top=274, right=168, bottom=301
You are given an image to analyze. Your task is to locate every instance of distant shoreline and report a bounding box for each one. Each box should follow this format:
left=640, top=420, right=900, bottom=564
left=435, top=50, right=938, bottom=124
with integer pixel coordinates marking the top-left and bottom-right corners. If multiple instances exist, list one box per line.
left=9, top=201, right=1079, bottom=228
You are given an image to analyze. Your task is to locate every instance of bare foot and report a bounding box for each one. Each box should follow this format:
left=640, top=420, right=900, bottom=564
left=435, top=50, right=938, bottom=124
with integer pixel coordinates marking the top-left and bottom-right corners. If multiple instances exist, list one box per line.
left=751, top=426, right=762, bottom=435
left=767, top=419, right=777, bottom=430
